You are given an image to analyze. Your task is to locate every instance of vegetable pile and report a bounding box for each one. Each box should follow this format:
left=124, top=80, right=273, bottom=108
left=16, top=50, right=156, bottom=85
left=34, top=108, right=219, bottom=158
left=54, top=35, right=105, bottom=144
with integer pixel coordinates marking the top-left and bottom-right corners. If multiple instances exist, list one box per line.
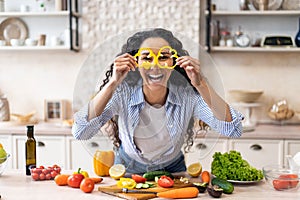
left=211, top=150, right=263, bottom=181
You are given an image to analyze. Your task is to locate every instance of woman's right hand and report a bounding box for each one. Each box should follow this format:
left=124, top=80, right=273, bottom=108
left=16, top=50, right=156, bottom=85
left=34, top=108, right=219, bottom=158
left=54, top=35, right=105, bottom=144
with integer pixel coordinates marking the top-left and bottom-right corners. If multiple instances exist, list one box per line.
left=111, top=53, right=136, bottom=85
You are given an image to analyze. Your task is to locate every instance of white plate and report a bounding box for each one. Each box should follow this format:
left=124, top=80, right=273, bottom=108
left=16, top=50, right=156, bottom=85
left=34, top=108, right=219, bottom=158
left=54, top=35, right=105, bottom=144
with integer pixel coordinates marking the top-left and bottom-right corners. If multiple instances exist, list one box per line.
left=282, top=0, right=300, bottom=10
left=0, top=17, right=28, bottom=44
left=227, top=179, right=263, bottom=184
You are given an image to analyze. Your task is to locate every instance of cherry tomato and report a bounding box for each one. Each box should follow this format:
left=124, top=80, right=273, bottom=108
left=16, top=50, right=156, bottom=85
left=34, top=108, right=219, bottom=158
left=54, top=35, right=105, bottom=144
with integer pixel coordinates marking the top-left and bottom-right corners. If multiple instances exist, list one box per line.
left=46, top=173, right=52, bottom=180
left=42, top=169, right=49, bottom=174
left=31, top=172, right=39, bottom=181
left=51, top=170, right=58, bottom=178
left=39, top=173, right=46, bottom=180
left=54, top=167, right=61, bottom=174
left=132, top=174, right=147, bottom=183
left=80, top=178, right=95, bottom=193
left=157, top=175, right=174, bottom=188
left=32, top=168, right=42, bottom=174
left=67, top=174, right=85, bottom=188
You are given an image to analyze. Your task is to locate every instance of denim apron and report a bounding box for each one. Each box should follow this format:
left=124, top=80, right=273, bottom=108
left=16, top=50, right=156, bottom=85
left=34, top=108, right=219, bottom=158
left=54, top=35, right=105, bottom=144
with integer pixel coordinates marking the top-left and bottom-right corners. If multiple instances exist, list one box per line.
left=114, top=145, right=186, bottom=174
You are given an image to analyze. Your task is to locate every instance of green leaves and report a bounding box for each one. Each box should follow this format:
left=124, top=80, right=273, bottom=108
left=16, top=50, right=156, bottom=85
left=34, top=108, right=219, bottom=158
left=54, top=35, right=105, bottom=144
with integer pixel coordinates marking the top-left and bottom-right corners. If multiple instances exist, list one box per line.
left=211, top=150, right=263, bottom=181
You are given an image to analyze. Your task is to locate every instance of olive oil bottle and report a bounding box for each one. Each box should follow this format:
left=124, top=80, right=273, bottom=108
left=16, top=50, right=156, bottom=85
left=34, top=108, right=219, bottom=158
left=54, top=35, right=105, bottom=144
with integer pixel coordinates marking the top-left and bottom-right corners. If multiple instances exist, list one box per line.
left=25, top=125, right=36, bottom=175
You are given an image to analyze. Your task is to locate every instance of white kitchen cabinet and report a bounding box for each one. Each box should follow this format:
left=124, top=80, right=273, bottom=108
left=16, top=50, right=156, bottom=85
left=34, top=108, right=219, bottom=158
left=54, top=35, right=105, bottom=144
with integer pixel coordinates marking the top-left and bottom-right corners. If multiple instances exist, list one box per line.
left=12, top=135, right=66, bottom=170
left=66, top=135, right=114, bottom=174
left=229, top=139, right=284, bottom=169
left=284, top=139, right=300, bottom=166
left=0, top=134, right=13, bottom=169
left=185, top=138, right=228, bottom=171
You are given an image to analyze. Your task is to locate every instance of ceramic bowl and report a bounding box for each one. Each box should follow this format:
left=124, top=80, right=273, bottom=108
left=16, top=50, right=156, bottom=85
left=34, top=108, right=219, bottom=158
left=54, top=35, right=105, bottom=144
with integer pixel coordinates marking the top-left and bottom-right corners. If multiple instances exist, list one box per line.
left=0, top=40, right=6, bottom=46
left=263, top=165, right=300, bottom=191
left=10, top=39, right=24, bottom=46
left=25, top=38, right=38, bottom=46
left=229, top=90, right=263, bottom=103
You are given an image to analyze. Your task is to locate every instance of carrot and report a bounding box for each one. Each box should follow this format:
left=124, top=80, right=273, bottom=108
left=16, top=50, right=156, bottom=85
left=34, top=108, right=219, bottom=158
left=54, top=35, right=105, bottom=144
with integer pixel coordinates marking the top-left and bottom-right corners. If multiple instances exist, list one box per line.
left=90, top=177, right=103, bottom=184
left=201, top=171, right=210, bottom=183
left=157, top=187, right=199, bottom=199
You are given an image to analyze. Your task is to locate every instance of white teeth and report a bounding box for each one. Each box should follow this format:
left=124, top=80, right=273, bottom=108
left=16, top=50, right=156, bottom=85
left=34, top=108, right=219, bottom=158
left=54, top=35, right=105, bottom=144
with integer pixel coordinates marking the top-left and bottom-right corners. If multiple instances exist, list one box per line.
left=148, top=74, right=163, bottom=79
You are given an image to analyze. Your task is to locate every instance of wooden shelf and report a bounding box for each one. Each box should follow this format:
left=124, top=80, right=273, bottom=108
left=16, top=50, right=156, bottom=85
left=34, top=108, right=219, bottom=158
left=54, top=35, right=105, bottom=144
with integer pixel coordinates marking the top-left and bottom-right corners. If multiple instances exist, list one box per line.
left=209, top=46, right=300, bottom=52
left=0, top=11, right=69, bottom=17
left=0, top=46, right=70, bottom=51
left=210, top=10, right=300, bottom=16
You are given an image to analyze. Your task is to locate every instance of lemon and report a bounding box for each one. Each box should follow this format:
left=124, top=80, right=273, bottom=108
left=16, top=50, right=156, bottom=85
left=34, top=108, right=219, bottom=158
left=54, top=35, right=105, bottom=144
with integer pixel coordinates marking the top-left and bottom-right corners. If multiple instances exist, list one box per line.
left=0, top=143, right=7, bottom=164
left=109, top=164, right=126, bottom=180
left=187, top=162, right=202, bottom=177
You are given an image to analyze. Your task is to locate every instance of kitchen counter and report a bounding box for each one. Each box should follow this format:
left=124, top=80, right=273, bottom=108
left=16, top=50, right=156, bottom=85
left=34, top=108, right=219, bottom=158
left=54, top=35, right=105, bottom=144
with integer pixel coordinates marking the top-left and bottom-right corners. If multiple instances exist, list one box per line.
left=0, top=122, right=299, bottom=139
left=0, top=121, right=72, bottom=136
left=0, top=170, right=299, bottom=200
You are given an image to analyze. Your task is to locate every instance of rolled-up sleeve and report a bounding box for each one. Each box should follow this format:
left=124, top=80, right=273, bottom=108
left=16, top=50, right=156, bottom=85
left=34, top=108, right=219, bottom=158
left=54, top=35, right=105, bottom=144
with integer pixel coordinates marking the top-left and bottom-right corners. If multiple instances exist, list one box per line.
left=192, top=92, right=244, bottom=138
left=72, top=89, right=121, bottom=140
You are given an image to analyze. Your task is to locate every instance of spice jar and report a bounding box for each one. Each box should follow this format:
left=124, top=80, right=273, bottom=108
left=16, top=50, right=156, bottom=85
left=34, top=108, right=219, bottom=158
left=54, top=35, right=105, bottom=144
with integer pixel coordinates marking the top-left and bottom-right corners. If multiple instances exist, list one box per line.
left=219, top=31, right=230, bottom=47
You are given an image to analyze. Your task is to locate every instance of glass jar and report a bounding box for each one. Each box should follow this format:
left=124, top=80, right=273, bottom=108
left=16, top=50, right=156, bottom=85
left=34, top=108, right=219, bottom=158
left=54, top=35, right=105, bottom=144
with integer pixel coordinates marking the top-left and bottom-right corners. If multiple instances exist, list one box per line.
left=0, top=0, right=5, bottom=12
left=0, top=95, right=10, bottom=121
left=219, top=31, right=230, bottom=47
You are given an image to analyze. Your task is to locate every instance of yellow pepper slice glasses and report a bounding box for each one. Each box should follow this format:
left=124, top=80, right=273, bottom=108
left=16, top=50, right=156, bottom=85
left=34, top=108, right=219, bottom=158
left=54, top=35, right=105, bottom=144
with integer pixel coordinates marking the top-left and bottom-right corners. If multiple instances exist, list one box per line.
left=134, top=46, right=179, bottom=69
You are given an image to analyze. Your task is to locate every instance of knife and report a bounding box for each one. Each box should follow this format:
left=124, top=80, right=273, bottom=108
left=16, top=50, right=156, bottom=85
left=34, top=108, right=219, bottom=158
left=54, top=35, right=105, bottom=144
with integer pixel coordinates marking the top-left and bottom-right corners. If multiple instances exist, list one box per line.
left=121, top=188, right=157, bottom=194
left=98, top=187, right=157, bottom=194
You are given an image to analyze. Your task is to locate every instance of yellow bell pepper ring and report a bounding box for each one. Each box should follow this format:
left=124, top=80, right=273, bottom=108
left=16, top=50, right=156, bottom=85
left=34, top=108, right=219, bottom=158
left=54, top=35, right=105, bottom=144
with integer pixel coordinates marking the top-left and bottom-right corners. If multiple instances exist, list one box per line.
left=73, top=168, right=89, bottom=178
left=117, top=178, right=137, bottom=189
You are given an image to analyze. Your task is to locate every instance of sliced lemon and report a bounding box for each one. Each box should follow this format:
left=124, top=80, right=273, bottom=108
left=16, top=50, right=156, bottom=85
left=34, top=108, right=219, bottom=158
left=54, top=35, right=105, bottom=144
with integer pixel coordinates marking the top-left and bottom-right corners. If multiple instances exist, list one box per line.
left=187, top=162, right=202, bottom=177
left=109, top=164, right=126, bottom=180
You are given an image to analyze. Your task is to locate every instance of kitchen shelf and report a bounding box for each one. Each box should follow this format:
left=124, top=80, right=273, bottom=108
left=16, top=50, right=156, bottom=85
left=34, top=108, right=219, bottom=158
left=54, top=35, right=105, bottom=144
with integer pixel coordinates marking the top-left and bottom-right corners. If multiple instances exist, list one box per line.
left=0, top=0, right=80, bottom=52
left=0, top=46, right=70, bottom=51
left=209, top=46, right=300, bottom=52
left=205, top=0, right=300, bottom=53
left=0, top=11, right=69, bottom=17
left=208, top=10, right=300, bottom=16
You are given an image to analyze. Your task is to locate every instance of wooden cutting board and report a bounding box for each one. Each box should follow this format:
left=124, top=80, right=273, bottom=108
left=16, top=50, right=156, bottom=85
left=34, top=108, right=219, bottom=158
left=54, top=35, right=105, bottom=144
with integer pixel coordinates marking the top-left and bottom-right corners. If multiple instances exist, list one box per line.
left=98, top=179, right=194, bottom=200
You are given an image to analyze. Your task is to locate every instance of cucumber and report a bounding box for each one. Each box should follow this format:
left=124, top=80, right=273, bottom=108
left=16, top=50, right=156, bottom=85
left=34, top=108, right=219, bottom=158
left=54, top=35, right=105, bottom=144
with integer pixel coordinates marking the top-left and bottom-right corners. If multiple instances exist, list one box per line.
left=211, top=177, right=234, bottom=194
left=143, top=171, right=174, bottom=181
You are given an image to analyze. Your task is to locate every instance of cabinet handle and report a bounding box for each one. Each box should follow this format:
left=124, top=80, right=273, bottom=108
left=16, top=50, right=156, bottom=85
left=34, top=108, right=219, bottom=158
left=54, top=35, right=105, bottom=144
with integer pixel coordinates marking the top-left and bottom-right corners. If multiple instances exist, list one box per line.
left=250, top=144, right=262, bottom=151
left=89, top=142, right=99, bottom=148
left=38, top=141, right=45, bottom=147
left=196, top=143, right=207, bottom=150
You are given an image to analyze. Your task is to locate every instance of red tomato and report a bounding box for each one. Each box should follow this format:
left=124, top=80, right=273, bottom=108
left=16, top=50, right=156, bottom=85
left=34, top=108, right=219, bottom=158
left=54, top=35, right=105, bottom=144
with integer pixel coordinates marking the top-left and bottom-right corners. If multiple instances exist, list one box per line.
left=80, top=178, right=95, bottom=193
left=279, top=174, right=299, bottom=188
left=132, top=174, right=147, bottom=183
left=67, top=174, right=85, bottom=188
left=157, top=175, right=174, bottom=188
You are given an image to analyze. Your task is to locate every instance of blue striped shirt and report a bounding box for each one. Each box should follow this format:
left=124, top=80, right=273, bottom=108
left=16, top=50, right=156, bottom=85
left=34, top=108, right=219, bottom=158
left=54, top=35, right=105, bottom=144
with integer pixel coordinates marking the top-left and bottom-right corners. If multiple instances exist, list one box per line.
left=72, top=80, right=244, bottom=165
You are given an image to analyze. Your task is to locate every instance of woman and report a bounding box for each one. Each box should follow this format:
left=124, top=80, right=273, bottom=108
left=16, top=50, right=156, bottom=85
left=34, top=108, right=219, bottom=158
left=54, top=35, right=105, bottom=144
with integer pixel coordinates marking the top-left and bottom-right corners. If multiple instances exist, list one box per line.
left=72, top=28, right=243, bottom=173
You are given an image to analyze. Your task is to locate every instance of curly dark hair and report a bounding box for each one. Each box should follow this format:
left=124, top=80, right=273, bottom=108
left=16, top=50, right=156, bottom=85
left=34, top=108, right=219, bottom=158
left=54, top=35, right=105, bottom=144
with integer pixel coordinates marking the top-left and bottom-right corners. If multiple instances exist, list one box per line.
left=98, top=28, right=197, bottom=153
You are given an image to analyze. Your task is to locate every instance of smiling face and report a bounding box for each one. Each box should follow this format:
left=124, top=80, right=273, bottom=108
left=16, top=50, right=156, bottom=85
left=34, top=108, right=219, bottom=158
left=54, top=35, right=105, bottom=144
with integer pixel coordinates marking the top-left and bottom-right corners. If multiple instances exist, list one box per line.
left=138, top=37, right=174, bottom=94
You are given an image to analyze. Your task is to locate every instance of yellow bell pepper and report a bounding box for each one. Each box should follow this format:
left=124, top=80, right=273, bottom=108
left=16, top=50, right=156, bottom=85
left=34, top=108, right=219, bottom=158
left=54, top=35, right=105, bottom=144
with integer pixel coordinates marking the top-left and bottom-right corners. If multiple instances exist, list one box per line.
left=73, top=168, right=89, bottom=178
left=93, top=150, right=115, bottom=176
left=117, top=178, right=137, bottom=189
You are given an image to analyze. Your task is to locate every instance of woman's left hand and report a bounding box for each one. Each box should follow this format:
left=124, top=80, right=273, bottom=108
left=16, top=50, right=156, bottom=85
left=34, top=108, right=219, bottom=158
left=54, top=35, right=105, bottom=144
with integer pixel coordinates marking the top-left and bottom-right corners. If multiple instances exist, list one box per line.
left=176, top=56, right=204, bottom=87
